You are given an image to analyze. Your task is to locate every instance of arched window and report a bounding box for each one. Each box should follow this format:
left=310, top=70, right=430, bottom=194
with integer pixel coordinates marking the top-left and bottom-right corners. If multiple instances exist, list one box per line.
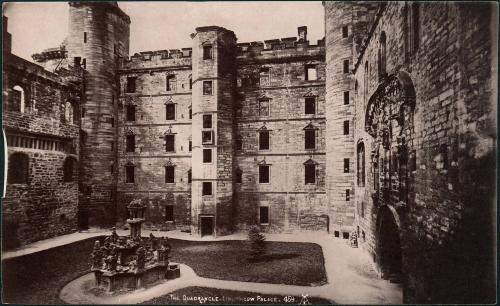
left=378, top=32, right=387, bottom=80
left=11, top=85, right=25, bottom=113
left=63, top=157, right=77, bottom=182
left=8, top=152, right=29, bottom=184
left=357, top=142, right=365, bottom=187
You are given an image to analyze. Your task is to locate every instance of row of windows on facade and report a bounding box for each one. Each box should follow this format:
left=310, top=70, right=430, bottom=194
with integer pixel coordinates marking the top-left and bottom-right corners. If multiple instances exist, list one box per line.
left=161, top=204, right=270, bottom=225
left=7, top=152, right=77, bottom=184
left=124, top=64, right=321, bottom=94
left=123, top=162, right=319, bottom=186
left=123, top=127, right=321, bottom=153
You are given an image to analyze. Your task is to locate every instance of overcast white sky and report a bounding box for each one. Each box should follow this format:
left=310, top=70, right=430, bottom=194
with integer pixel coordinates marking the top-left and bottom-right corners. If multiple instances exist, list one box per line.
left=3, top=2, right=324, bottom=62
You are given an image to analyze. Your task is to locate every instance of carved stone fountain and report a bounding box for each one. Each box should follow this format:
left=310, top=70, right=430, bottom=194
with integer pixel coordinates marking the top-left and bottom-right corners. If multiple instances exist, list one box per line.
left=90, top=199, right=180, bottom=293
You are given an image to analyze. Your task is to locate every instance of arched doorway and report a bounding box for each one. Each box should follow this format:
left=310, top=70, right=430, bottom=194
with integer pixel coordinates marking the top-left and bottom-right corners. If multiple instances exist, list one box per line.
left=376, top=205, right=402, bottom=282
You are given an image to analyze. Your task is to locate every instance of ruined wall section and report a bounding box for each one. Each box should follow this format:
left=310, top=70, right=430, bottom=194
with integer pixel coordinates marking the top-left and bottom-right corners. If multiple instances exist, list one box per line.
left=117, top=52, right=193, bottom=231
left=234, top=33, right=328, bottom=233
left=2, top=53, right=81, bottom=249
left=66, top=2, right=130, bottom=227
left=351, top=2, right=496, bottom=303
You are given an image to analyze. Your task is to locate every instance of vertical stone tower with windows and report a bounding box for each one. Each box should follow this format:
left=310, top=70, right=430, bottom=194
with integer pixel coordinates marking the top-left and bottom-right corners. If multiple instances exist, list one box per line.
left=66, top=2, right=130, bottom=226
left=324, top=2, right=379, bottom=236
left=190, top=26, right=237, bottom=236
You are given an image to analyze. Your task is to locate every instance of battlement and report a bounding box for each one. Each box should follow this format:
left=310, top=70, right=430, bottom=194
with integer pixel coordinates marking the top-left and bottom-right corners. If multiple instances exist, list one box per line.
left=69, top=1, right=130, bottom=24
left=32, top=46, right=67, bottom=63
left=121, top=48, right=192, bottom=70
left=236, top=26, right=325, bottom=61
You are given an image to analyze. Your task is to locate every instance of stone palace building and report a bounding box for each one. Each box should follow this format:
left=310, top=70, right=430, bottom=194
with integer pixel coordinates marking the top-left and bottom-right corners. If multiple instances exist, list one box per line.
left=2, top=2, right=497, bottom=303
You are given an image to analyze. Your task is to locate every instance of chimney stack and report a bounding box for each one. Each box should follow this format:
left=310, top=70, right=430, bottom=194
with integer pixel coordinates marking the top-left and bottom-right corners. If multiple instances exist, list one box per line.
left=298, top=26, right=307, bottom=42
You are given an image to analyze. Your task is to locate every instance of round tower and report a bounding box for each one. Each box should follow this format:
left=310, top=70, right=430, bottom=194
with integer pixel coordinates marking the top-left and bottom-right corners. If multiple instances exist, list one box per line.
left=324, top=2, right=379, bottom=236
left=66, top=2, right=130, bottom=227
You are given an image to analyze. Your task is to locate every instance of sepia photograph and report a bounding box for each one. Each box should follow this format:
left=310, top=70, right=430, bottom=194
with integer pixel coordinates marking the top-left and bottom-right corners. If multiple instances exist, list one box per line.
left=1, top=1, right=497, bottom=304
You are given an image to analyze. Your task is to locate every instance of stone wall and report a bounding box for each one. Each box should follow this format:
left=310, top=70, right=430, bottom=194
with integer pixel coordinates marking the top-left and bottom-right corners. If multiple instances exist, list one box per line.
left=2, top=51, right=81, bottom=249
left=349, top=2, right=497, bottom=303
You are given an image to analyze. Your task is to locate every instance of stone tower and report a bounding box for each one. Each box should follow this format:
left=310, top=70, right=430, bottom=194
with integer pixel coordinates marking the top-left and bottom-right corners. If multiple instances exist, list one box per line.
left=66, top=2, right=130, bottom=227
left=190, top=26, right=237, bottom=236
left=324, top=2, right=379, bottom=236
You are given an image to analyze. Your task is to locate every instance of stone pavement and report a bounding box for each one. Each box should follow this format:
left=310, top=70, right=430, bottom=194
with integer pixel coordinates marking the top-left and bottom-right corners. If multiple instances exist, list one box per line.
left=4, top=229, right=402, bottom=304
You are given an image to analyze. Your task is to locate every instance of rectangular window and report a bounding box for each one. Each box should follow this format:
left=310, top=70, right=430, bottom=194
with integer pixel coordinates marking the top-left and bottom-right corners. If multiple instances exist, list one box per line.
left=259, top=99, right=270, bottom=117
left=235, top=138, right=243, bottom=151
left=361, top=201, right=365, bottom=218
left=259, top=165, right=270, bottom=184
left=202, top=131, right=213, bottom=144
left=84, top=32, right=87, bottom=43
left=81, top=107, right=86, bottom=118
left=344, top=120, right=349, bottom=135
left=203, top=114, right=212, bottom=128
left=344, top=91, right=350, bottom=105
left=165, top=166, right=175, bottom=183
left=344, top=158, right=350, bottom=173
left=74, top=57, right=81, bottom=67
left=189, top=108, right=192, bottom=119
left=203, top=149, right=212, bottom=163
left=346, top=189, right=350, bottom=201
left=166, top=104, right=176, bottom=120
left=114, top=44, right=117, bottom=55
left=126, top=166, right=134, bottom=183
left=305, top=164, right=316, bottom=184
left=82, top=58, right=86, bottom=69
left=165, top=205, right=174, bottom=222
left=305, top=97, right=316, bottom=114
left=165, top=134, right=175, bottom=152
left=236, top=170, right=242, bottom=183
left=259, top=206, right=269, bottom=224
left=343, top=60, right=349, bottom=73
left=259, top=68, right=270, bottom=86
left=259, top=130, right=270, bottom=150
left=126, top=105, right=136, bottom=122
left=126, top=135, right=135, bottom=152
left=166, top=75, right=176, bottom=91
left=202, top=182, right=212, bottom=196
left=342, top=26, right=348, bottom=38
left=305, top=129, right=316, bottom=150
left=188, top=170, right=192, bottom=183
left=189, top=141, right=192, bottom=152
left=203, top=45, right=212, bottom=60
left=203, top=81, right=212, bottom=95
left=126, top=77, right=136, bottom=93
left=305, top=65, right=318, bottom=81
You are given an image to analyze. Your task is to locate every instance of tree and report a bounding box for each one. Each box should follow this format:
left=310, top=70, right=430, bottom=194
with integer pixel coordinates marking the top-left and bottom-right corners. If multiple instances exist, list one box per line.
left=247, top=226, right=266, bottom=260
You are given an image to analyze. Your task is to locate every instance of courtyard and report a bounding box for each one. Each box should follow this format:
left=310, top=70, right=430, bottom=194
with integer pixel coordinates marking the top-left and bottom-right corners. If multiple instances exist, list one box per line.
left=2, top=229, right=402, bottom=305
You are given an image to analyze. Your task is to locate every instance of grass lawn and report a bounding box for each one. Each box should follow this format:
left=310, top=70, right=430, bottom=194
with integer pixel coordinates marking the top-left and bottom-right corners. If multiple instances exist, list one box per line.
left=169, top=239, right=327, bottom=286
left=2, top=236, right=327, bottom=304
left=142, top=286, right=335, bottom=305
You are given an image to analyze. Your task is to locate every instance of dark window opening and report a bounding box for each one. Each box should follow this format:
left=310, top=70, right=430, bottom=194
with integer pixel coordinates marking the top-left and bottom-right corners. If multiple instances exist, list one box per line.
left=343, top=60, right=349, bottom=73
left=334, top=231, right=340, bottom=238
left=189, top=108, right=192, bottom=119
left=202, top=182, right=212, bottom=195
left=83, top=32, right=87, bottom=43
left=259, top=165, right=270, bottom=183
left=202, top=131, right=213, bottom=144
left=8, top=153, right=29, bottom=184
left=305, top=97, right=316, bottom=114
left=188, top=169, right=192, bottom=183
left=259, top=206, right=269, bottom=224
left=74, top=57, right=81, bottom=68
left=361, top=201, right=365, bottom=218
left=203, top=81, right=212, bottom=95
left=189, top=78, right=192, bottom=90
left=81, top=107, right=86, bottom=118
left=342, top=232, right=350, bottom=239
left=357, top=143, right=366, bottom=187
left=236, top=138, right=243, bottom=151
left=126, top=105, right=136, bottom=122
left=165, top=205, right=174, bottom=222
left=236, top=169, right=243, bottom=183
left=344, top=91, right=350, bottom=105
left=346, top=189, right=350, bottom=201
left=203, top=149, right=212, bottom=163
left=203, top=45, right=212, bottom=60
left=344, top=158, right=350, bottom=173
left=189, top=141, right=192, bottom=152
left=343, top=120, right=349, bottom=135
left=166, top=104, right=176, bottom=120
left=125, top=164, right=135, bottom=183
left=126, top=77, right=136, bottom=93
left=378, top=31, right=387, bottom=80
left=342, top=26, right=348, bottom=38
left=82, top=58, right=86, bottom=69
left=165, top=134, right=175, bottom=152
left=305, top=129, right=316, bottom=150
left=259, top=130, right=270, bottom=150
left=305, top=164, right=316, bottom=184
left=126, top=135, right=135, bottom=152
left=165, top=165, right=175, bottom=183
left=259, top=99, right=270, bottom=116
left=203, top=114, right=212, bottom=128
